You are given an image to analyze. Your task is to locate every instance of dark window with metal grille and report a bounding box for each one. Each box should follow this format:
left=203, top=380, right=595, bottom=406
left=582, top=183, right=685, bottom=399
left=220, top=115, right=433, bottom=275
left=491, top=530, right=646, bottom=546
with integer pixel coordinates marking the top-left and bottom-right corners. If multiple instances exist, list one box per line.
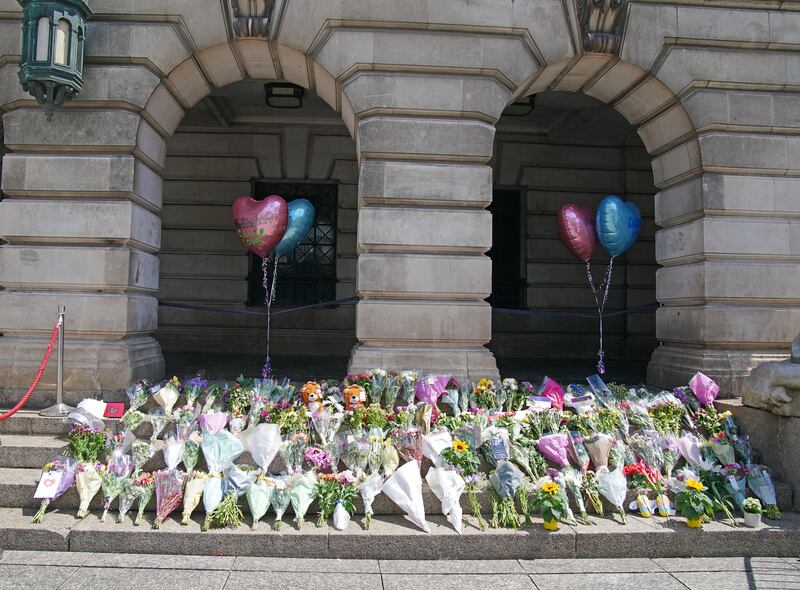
left=247, top=181, right=337, bottom=306
left=488, top=188, right=526, bottom=309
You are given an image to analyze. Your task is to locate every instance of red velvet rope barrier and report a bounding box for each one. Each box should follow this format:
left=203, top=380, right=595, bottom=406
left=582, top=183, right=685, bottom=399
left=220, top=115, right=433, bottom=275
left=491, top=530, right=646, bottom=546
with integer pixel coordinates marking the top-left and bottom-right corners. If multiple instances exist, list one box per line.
left=0, top=319, right=62, bottom=420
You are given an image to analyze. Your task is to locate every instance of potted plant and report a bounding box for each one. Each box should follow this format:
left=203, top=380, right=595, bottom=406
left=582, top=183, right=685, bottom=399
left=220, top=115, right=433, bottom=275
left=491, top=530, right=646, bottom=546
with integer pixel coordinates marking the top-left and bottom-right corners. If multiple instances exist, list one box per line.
left=743, top=497, right=762, bottom=528
left=530, top=480, right=565, bottom=531
left=675, top=478, right=714, bottom=529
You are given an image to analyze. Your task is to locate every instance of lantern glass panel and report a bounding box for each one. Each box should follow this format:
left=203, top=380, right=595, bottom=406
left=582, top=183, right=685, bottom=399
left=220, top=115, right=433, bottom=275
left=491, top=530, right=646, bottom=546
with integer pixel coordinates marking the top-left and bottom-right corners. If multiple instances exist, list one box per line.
left=54, top=19, right=70, bottom=65
left=35, top=16, right=50, bottom=61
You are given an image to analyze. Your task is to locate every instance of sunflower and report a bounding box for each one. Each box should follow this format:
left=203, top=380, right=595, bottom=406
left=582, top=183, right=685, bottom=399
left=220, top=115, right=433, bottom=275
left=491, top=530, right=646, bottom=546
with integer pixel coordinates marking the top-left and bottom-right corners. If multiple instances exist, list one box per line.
left=685, top=479, right=704, bottom=492
left=453, top=439, right=469, bottom=452
left=541, top=481, right=560, bottom=495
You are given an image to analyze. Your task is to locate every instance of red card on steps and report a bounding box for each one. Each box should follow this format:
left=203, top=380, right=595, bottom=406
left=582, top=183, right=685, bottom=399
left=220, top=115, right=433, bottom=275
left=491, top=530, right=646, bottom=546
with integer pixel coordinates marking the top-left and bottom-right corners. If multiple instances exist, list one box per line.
left=103, top=403, right=125, bottom=419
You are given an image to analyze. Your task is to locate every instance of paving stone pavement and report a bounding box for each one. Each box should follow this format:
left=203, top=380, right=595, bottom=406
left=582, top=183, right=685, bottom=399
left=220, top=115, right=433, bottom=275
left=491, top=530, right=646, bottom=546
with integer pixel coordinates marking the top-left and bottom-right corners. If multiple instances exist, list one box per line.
left=1, top=552, right=799, bottom=589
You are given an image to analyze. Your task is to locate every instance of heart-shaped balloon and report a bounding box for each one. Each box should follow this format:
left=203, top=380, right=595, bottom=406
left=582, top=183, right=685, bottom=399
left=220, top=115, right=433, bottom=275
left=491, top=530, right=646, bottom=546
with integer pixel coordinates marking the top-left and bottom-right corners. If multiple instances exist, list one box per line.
left=274, top=198, right=316, bottom=257
left=596, top=195, right=641, bottom=258
left=232, top=195, right=288, bottom=258
left=557, top=204, right=596, bottom=262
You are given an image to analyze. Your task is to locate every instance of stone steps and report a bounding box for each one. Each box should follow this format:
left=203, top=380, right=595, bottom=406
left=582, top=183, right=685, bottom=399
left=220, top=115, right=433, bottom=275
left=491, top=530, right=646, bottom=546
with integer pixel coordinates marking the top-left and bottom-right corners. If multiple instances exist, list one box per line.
left=3, top=507, right=800, bottom=559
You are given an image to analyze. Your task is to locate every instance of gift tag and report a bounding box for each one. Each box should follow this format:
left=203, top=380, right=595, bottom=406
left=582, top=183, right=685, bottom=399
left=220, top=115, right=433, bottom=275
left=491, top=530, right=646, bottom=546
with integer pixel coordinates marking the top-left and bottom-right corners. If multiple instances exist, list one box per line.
left=566, top=394, right=596, bottom=414
left=489, top=435, right=508, bottom=461
left=34, top=471, right=63, bottom=499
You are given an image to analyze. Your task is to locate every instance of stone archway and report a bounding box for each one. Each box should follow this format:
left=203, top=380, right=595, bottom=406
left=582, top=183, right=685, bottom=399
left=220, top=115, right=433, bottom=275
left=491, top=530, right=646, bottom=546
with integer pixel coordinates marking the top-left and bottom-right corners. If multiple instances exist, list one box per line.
left=490, top=55, right=702, bottom=386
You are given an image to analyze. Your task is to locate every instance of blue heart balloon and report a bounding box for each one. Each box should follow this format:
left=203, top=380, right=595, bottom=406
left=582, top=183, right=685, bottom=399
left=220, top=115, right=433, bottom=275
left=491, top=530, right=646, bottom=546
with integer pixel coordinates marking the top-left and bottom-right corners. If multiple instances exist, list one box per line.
left=595, top=195, right=641, bottom=258
left=274, top=198, right=315, bottom=256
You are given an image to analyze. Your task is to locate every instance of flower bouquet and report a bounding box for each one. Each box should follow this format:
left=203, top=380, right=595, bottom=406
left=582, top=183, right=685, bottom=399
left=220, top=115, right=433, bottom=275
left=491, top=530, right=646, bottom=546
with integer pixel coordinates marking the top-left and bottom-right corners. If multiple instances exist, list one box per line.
left=206, top=464, right=253, bottom=529
left=721, top=463, right=748, bottom=511
left=181, top=431, right=202, bottom=474
left=660, top=436, right=680, bottom=479
left=675, top=432, right=715, bottom=471
left=152, top=437, right=187, bottom=529
left=270, top=476, right=292, bottom=530
left=201, top=426, right=245, bottom=530
left=597, top=464, right=628, bottom=523
left=708, top=431, right=736, bottom=466
left=398, top=371, right=419, bottom=406
left=181, top=470, right=208, bottom=525
left=441, top=438, right=486, bottom=529
left=99, top=449, right=134, bottom=522
left=415, top=375, right=449, bottom=406
left=281, top=432, right=311, bottom=474
left=675, top=478, right=714, bottom=528
left=117, top=477, right=140, bottom=523
left=488, top=460, right=524, bottom=529
left=537, top=376, right=565, bottom=410
left=538, top=433, right=570, bottom=469
left=531, top=480, right=566, bottom=531
left=31, top=459, right=76, bottom=524
left=581, top=469, right=604, bottom=516
left=131, top=439, right=155, bottom=471
left=562, top=467, right=592, bottom=524
left=370, top=368, right=389, bottom=406
left=381, top=439, right=400, bottom=476
left=153, top=376, right=181, bottom=415
left=173, top=405, right=197, bottom=441
left=689, top=372, right=719, bottom=406
left=426, top=466, right=465, bottom=533
left=76, top=462, right=104, bottom=519
left=748, top=464, right=781, bottom=519
left=382, top=461, right=431, bottom=533
left=247, top=474, right=274, bottom=529
left=125, top=380, right=152, bottom=412
left=132, top=471, right=155, bottom=526
left=358, top=471, right=383, bottom=529
left=391, top=427, right=424, bottom=467
left=184, top=375, right=208, bottom=408
left=623, top=461, right=660, bottom=518
left=288, top=471, right=316, bottom=527
left=120, top=410, right=146, bottom=433
left=148, top=408, right=170, bottom=442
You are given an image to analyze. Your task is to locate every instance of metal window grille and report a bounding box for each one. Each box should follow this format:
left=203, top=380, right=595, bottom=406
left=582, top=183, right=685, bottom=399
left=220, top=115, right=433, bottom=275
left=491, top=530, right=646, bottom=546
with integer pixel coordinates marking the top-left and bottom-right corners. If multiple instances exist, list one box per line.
left=247, top=181, right=337, bottom=306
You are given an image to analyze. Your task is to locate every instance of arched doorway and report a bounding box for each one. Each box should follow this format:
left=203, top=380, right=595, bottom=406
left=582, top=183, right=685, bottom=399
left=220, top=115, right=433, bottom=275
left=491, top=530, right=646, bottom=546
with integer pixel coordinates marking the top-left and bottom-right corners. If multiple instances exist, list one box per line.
left=490, top=89, right=657, bottom=383
left=156, top=79, right=358, bottom=380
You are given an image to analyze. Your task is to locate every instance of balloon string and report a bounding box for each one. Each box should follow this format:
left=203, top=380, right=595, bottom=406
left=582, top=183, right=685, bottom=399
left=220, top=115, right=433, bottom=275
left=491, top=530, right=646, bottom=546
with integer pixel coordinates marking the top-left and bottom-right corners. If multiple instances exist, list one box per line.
left=262, top=255, right=279, bottom=379
left=585, top=258, right=615, bottom=375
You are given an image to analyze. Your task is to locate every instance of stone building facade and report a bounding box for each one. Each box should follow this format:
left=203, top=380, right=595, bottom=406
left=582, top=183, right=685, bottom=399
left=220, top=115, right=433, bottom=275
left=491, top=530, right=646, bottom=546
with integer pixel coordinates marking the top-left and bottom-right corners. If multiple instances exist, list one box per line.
left=0, top=0, right=798, bottom=398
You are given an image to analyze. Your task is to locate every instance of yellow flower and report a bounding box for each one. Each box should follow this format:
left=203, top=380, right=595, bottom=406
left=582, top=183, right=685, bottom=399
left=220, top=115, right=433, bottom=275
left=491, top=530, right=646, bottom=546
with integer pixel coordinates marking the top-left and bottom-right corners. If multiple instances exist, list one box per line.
left=477, top=378, right=494, bottom=389
left=453, top=440, right=469, bottom=452
left=541, top=481, right=560, bottom=495
left=686, top=479, right=704, bottom=492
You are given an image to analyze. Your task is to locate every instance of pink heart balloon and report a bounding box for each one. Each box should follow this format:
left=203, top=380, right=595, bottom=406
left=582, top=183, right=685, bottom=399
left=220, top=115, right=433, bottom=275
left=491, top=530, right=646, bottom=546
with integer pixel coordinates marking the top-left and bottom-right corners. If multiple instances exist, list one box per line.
left=232, top=195, right=288, bottom=258
left=557, top=204, right=597, bottom=263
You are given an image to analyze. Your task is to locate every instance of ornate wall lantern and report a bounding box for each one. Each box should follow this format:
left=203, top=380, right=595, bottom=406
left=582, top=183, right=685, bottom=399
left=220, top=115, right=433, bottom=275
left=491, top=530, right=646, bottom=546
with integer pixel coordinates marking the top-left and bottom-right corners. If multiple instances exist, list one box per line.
left=17, top=0, right=92, bottom=120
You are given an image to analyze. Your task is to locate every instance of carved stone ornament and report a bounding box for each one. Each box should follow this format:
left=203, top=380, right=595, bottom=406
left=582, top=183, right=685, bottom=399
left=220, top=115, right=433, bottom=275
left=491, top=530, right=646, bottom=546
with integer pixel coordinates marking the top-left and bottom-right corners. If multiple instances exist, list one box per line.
left=742, top=334, right=800, bottom=417
left=229, top=0, right=274, bottom=38
left=576, top=0, right=628, bottom=54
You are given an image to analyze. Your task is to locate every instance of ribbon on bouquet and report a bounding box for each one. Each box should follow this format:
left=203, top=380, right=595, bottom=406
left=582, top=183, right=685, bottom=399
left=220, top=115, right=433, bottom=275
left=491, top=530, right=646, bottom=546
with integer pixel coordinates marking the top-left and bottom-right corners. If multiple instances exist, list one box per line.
left=261, top=254, right=279, bottom=379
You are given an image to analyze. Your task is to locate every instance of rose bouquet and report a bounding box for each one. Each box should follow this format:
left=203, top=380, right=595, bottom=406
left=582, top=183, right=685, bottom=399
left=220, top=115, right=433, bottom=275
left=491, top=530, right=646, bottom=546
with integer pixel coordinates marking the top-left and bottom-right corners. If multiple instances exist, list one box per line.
left=99, top=449, right=134, bottom=522
left=152, top=437, right=187, bottom=529
left=181, top=470, right=208, bottom=525
left=31, top=459, right=76, bottom=524
left=132, top=471, right=155, bottom=525
left=391, top=427, right=424, bottom=467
